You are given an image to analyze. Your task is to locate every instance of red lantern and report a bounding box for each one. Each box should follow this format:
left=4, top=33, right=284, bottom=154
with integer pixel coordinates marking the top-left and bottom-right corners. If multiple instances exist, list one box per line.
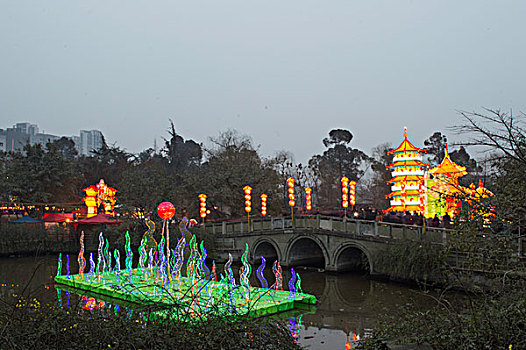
left=287, top=178, right=295, bottom=207
left=261, top=194, right=268, bottom=216
left=243, top=186, right=252, bottom=213
left=198, top=194, right=207, bottom=218
left=157, top=202, right=175, bottom=220
left=349, top=181, right=356, bottom=206
left=341, top=177, right=349, bottom=208
left=305, top=187, right=312, bottom=211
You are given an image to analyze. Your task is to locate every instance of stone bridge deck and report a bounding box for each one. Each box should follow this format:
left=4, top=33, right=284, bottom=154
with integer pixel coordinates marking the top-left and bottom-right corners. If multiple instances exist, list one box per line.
left=194, top=215, right=449, bottom=273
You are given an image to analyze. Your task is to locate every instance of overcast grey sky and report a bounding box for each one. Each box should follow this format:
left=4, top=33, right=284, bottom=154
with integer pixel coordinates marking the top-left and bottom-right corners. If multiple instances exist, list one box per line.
left=1, top=1, right=525, bottom=163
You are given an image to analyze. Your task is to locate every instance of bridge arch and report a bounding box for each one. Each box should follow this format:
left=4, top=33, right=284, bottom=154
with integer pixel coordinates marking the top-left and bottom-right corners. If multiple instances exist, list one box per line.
left=251, top=238, right=282, bottom=263
left=333, top=242, right=373, bottom=273
left=285, top=235, right=329, bottom=269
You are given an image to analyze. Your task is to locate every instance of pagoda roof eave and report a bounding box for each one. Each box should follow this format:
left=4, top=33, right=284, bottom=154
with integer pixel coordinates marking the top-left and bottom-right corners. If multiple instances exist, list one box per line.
left=387, top=139, right=426, bottom=155
left=387, top=175, right=424, bottom=183
left=387, top=160, right=428, bottom=169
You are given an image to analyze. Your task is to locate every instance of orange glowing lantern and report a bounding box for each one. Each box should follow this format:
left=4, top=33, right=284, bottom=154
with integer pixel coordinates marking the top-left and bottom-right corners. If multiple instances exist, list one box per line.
left=341, top=177, right=349, bottom=208
left=349, top=180, right=357, bottom=206
left=261, top=194, right=268, bottom=216
left=287, top=178, right=295, bottom=207
left=243, top=186, right=252, bottom=213
left=305, top=187, right=312, bottom=211
left=198, top=194, right=207, bottom=220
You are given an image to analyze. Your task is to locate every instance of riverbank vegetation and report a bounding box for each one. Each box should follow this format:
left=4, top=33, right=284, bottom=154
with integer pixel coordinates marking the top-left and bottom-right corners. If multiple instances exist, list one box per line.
left=0, top=289, right=299, bottom=350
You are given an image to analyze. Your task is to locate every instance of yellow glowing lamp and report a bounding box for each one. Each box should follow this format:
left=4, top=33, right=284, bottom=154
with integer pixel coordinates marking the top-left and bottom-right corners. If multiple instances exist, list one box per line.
left=287, top=178, right=295, bottom=207
left=198, top=194, right=207, bottom=218
left=260, top=194, right=268, bottom=216
left=305, top=187, right=312, bottom=211
left=243, top=186, right=252, bottom=213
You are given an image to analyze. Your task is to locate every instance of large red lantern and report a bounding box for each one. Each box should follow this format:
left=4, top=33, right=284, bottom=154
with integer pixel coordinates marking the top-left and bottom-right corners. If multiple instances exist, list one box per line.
left=157, top=202, right=175, bottom=220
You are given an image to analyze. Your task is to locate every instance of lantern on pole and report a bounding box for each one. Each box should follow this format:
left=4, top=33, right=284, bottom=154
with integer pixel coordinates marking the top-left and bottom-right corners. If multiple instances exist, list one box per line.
left=243, top=186, right=252, bottom=228
left=287, top=178, right=295, bottom=222
left=341, top=177, right=349, bottom=221
left=349, top=180, right=357, bottom=208
left=261, top=194, right=268, bottom=216
left=198, top=194, right=207, bottom=223
left=305, top=187, right=312, bottom=211
left=157, top=201, right=175, bottom=275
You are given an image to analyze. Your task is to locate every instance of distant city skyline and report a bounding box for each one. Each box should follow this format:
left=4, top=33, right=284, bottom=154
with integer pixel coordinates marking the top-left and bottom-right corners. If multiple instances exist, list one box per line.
left=1, top=2, right=525, bottom=164
left=0, top=122, right=102, bottom=156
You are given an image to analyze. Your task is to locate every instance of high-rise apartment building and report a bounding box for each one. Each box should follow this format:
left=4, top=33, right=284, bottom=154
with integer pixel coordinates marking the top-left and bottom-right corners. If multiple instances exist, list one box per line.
left=0, top=122, right=104, bottom=156
left=80, top=130, right=103, bottom=156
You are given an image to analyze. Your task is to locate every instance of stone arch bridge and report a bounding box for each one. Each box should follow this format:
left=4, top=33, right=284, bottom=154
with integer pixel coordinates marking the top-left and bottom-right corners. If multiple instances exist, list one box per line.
left=194, top=215, right=447, bottom=274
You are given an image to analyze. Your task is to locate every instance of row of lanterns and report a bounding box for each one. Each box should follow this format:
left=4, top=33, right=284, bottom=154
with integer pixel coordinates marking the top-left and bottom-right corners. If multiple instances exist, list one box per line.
left=197, top=177, right=356, bottom=221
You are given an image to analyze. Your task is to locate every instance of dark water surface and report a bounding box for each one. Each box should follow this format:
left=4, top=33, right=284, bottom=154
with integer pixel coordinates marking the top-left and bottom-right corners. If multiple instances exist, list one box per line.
left=0, top=256, right=438, bottom=349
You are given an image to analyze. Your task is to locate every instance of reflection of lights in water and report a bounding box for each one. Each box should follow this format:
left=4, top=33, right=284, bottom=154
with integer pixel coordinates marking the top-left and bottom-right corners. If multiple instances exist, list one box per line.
left=65, top=290, right=71, bottom=309
left=288, top=315, right=303, bottom=343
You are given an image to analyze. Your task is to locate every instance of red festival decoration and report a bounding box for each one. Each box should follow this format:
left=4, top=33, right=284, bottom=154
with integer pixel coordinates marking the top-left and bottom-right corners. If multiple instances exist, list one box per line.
left=157, top=202, right=175, bottom=220
left=82, top=179, right=118, bottom=218
left=349, top=181, right=357, bottom=206
left=198, top=194, right=207, bottom=219
left=287, top=178, right=295, bottom=207
left=341, top=177, right=349, bottom=208
left=243, top=186, right=252, bottom=213
left=260, top=194, right=268, bottom=216
left=305, top=187, right=312, bottom=211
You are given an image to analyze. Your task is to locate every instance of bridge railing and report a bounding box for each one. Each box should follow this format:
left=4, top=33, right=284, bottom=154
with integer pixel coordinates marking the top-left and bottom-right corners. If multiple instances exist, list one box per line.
left=197, top=215, right=449, bottom=243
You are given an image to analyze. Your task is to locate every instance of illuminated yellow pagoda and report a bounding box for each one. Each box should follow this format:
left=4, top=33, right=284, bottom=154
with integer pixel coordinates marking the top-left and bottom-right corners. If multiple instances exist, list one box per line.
left=426, top=144, right=467, bottom=217
left=386, top=127, right=428, bottom=212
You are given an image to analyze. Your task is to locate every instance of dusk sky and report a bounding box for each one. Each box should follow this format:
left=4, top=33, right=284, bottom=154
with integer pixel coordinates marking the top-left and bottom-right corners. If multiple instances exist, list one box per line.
left=1, top=1, right=525, bottom=164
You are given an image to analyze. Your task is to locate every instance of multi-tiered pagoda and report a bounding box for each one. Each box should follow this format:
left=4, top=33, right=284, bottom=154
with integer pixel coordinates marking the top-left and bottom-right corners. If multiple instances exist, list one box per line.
left=426, top=144, right=467, bottom=217
left=386, top=127, right=428, bottom=213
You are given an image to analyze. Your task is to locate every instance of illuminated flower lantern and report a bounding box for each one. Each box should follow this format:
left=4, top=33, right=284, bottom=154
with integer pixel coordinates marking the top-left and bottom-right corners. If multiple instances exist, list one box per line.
left=260, top=194, right=268, bottom=216
left=198, top=194, right=207, bottom=222
left=427, top=144, right=467, bottom=218
left=287, top=178, right=295, bottom=221
left=157, top=201, right=175, bottom=275
left=305, top=187, right=312, bottom=211
left=82, top=185, right=98, bottom=218
left=386, top=127, right=428, bottom=213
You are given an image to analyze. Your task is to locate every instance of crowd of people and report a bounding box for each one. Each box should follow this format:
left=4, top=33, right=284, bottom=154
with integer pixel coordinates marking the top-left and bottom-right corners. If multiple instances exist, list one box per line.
left=308, top=207, right=454, bottom=229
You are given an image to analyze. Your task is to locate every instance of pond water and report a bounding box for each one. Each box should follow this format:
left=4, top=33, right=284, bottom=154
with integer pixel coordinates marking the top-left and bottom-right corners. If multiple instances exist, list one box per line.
left=0, top=255, right=438, bottom=349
